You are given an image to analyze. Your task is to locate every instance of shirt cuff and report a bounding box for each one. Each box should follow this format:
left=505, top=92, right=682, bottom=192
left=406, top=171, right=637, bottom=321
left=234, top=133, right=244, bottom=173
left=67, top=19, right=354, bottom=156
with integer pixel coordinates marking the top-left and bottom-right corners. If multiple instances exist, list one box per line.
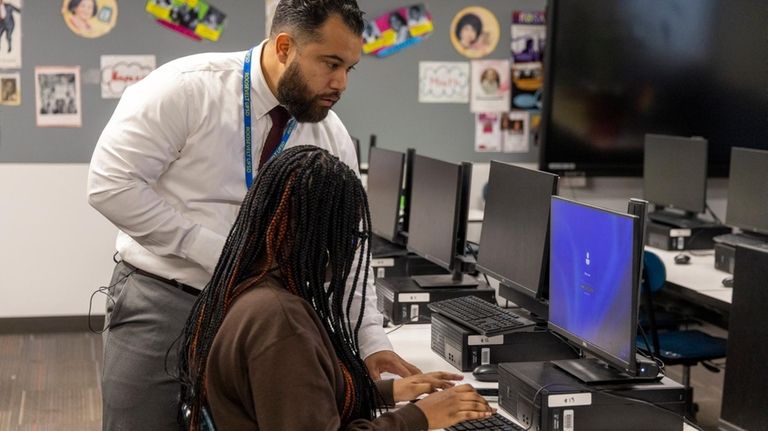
left=358, top=322, right=393, bottom=360
left=394, top=403, right=429, bottom=431
left=183, top=225, right=227, bottom=274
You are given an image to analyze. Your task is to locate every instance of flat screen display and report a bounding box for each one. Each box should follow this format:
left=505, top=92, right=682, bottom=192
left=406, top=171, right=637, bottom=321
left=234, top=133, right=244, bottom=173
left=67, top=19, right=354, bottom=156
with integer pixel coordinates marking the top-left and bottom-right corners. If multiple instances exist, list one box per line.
left=541, top=0, right=768, bottom=177
left=549, top=197, right=639, bottom=370
left=367, top=147, right=405, bottom=242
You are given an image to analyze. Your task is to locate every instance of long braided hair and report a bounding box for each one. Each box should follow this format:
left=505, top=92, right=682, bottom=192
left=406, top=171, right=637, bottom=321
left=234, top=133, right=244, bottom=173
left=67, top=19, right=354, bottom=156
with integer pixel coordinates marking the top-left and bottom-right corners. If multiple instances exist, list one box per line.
left=178, top=145, right=380, bottom=429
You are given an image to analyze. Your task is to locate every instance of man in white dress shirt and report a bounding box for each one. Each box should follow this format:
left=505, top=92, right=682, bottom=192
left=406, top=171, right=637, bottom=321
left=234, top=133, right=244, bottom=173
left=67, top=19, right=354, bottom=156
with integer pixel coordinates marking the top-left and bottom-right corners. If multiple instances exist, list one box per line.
left=87, top=1, right=419, bottom=429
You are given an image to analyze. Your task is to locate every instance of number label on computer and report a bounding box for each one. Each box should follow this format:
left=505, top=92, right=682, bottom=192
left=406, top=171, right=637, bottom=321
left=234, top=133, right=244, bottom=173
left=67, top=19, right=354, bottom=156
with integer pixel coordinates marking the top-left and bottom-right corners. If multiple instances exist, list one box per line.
left=547, top=393, right=592, bottom=407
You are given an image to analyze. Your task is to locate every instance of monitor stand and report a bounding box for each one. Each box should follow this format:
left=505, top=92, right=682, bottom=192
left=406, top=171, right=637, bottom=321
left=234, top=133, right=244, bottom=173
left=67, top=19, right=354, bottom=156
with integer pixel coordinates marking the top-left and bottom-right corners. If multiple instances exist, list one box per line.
left=551, top=358, right=660, bottom=385
left=648, top=209, right=711, bottom=229
left=412, top=269, right=478, bottom=288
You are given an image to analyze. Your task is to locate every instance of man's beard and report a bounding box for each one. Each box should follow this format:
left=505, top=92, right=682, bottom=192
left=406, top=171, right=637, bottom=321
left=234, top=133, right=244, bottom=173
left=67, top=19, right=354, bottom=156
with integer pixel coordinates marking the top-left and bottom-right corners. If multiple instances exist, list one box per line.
left=276, top=61, right=339, bottom=123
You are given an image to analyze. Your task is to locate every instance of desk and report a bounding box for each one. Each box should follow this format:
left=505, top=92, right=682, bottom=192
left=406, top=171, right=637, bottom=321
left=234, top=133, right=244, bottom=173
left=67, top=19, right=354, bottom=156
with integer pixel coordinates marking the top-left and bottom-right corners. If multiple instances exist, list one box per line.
left=387, top=324, right=698, bottom=431
left=646, top=247, right=731, bottom=328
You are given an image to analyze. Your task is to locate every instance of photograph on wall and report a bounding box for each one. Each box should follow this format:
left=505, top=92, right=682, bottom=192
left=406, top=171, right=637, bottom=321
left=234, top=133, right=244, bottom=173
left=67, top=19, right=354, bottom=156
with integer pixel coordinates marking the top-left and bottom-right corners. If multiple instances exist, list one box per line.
left=0, top=71, right=20, bottom=106
left=501, top=111, right=529, bottom=153
left=362, top=4, right=433, bottom=58
left=35, top=66, right=82, bottom=127
left=470, top=59, right=510, bottom=113
left=418, top=61, right=469, bottom=103
left=0, top=0, right=22, bottom=69
left=511, top=11, right=545, bottom=63
left=146, top=0, right=226, bottom=42
left=100, top=55, right=156, bottom=99
left=511, top=62, right=542, bottom=110
left=61, top=0, right=118, bottom=39
left=474, top=112, right=501, bottom=152
left=450, top=6, right=499, bottom=59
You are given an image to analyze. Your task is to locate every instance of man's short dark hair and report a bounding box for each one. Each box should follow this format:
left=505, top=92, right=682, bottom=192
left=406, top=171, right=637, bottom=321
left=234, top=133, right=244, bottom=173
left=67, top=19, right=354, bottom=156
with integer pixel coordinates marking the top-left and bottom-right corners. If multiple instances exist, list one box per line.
left=270, top=0, right=365, bottom=42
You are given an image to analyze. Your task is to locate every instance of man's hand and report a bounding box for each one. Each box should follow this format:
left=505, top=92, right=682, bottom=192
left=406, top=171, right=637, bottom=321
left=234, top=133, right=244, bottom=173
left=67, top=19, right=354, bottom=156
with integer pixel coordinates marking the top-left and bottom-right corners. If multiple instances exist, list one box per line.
left=364, top=350, right=421, bottom=380
left=392, top=371, right=464, bottom=402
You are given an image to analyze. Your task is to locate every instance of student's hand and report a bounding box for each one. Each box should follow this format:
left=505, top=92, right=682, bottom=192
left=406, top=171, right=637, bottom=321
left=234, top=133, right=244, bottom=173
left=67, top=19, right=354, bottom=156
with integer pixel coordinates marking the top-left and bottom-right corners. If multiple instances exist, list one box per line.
left=392, top=371, right=464, bottom=402
left=414, top=384, right=495, bottom=430
left=364, top=350, right=421, bottom=380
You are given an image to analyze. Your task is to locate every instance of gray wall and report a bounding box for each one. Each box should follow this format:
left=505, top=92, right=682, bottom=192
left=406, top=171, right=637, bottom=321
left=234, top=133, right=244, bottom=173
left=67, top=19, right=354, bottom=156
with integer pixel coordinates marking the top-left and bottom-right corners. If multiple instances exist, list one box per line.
left=0, top=0, right=545, bottom=164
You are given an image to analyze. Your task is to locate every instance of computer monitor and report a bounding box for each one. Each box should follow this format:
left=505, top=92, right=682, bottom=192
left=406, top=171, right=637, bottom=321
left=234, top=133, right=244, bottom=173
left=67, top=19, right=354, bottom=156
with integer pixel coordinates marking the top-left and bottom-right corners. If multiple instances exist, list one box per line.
left=407, top=154, right=477, bottom=288
left=476, top=162, right=558, bottom=319
left=548, top=196, right=642, bottom=382
left=643, top=134, right=708, bottom=215
left=725, top=147, right=768, bottom=237
left=367, top=147, right=405, bottom=243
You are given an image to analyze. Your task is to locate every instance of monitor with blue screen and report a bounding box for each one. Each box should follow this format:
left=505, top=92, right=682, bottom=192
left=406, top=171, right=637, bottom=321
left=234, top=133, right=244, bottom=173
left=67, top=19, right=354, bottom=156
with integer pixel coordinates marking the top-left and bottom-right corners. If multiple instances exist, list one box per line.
left=548, top=196, right=641, bottom=381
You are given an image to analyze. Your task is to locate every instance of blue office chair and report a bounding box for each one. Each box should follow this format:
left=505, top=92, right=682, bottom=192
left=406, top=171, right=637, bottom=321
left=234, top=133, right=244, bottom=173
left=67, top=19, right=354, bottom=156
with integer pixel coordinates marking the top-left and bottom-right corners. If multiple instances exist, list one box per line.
left=637, top=251, right=727, bottom=419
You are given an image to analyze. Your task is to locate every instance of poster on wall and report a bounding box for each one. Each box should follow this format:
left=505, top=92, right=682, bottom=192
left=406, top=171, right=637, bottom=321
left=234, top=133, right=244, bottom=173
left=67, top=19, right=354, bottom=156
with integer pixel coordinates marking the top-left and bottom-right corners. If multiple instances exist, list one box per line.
left=511, top=11, right=545, bottom=111
left=470, top=59, right=510, bottom=113
left=34, top=66, right=82, bottom=128
left=501, top=111, right=529, bottom=153
left=100, top=55, right=156, bottom=98
left=450, top=6, right=499, bottom=59
left=362, top=4, right=433, bottom=58
left=511, top=11, right=545, bottom=63
left=61, top=0, right=118, bottom=39
left=511, top=62, right=542, bottom=110
left=0, top=0, right=22, bottom=69
left=474, top=112, right=501, bottom=152
left=145, top=0, right=227, bottom=42
left=418, top=61, right=469, bottom=103
left=0, top=72, right=20, bottom=106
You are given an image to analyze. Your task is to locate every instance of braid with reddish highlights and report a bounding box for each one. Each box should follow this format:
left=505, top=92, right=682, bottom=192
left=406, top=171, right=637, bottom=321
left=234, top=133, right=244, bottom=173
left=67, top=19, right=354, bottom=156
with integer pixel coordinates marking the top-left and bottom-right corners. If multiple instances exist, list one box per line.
left=177, top=145, right=380, bottom=429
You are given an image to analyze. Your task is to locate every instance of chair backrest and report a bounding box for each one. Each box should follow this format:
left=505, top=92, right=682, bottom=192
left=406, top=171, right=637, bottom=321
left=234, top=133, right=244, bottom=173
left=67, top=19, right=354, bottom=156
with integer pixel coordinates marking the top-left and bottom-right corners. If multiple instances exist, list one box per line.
left=643, top=250, right=666, bottom=293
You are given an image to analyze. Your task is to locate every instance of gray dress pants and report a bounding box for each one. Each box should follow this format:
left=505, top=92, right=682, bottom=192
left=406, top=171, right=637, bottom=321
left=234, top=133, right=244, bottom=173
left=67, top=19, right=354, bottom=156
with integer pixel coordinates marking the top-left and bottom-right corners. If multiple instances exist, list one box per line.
left=101, top=262, right=198, bottom=431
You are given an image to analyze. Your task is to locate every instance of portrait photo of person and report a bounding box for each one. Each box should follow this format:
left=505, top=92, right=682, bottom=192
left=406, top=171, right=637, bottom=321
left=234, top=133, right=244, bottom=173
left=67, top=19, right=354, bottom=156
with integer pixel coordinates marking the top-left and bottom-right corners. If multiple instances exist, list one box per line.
left=407, top=4, right=427, bottom=26
left=0, top=73, right=20, bottom=105
left=388, top=11, right=409, bottom=44
left=34, top=66, right=81, bottom=127
left=479, top=67, right=500, bottom=95
left=201, top=7, right=225, bottom=30
left=362, top=19, right=380, bottom=44
left=450, top=6, right=500, bottom=59
left=61, top=0, right=117, bottom=38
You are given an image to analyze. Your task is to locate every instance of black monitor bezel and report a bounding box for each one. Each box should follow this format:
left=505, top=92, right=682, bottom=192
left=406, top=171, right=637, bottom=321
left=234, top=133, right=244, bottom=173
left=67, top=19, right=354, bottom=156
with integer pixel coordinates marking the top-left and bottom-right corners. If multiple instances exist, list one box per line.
left=475, top=162, right=558, bottom=312
left=547, top=196, right=641, bottom=375
left=406, top=154, right=466, bottom=271
left=725, top=147, right=768, bottom=236
left=643, top=134, right=709, bottom=214
left=367, top=147, right=406, bottom=242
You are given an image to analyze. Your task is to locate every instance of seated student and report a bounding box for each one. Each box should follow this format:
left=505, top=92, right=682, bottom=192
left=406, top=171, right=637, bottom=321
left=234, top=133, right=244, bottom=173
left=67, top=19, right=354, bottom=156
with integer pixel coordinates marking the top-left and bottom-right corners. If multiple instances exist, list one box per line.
left=178, top=146, right=493, bottom=430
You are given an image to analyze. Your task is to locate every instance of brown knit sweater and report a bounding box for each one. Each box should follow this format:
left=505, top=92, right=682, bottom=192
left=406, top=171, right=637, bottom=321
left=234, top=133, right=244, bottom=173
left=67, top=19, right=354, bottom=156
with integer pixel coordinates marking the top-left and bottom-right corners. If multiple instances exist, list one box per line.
left=205, top=277, right=429, bottom=430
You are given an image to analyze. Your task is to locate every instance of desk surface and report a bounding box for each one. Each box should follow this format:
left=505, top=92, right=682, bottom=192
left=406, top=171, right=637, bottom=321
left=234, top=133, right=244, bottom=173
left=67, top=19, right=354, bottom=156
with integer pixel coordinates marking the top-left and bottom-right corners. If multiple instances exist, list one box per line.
left=387, top=324, right=698, bottom=431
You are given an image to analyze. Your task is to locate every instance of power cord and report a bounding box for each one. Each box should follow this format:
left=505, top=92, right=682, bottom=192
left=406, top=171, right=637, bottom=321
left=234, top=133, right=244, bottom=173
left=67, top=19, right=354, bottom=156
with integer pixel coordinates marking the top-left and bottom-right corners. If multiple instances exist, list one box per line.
left=88, top=267, right=136, bottom=334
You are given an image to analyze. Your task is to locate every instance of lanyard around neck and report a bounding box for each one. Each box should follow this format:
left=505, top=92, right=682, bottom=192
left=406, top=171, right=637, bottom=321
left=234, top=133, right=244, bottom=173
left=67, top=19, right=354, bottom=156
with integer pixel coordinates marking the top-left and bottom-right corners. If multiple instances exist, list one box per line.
left=242, top=47, right=297, bottom=189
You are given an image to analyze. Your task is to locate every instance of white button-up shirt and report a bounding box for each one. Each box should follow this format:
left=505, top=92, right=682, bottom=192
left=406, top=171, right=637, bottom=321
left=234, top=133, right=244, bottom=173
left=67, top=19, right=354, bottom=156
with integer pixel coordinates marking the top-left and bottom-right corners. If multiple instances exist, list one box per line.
left=87, top=40, right=389, bottom=358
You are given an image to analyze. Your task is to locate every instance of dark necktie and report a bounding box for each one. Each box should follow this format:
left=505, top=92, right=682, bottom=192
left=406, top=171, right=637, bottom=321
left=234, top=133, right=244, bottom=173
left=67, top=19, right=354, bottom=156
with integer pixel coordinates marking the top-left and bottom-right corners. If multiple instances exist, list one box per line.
left=259, top=106, right=291, bottom=168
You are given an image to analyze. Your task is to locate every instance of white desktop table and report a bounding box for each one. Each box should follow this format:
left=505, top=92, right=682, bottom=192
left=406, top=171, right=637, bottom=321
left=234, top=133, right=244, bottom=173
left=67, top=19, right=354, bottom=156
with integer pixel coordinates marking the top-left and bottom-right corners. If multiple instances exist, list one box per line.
left=387, top=323, right=698, bottom=431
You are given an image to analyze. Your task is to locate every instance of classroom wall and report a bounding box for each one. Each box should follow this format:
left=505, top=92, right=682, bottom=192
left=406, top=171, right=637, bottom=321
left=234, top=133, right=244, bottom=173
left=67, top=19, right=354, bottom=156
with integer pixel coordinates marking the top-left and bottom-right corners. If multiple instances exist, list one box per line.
left=0, top=1, right=729, bottom=319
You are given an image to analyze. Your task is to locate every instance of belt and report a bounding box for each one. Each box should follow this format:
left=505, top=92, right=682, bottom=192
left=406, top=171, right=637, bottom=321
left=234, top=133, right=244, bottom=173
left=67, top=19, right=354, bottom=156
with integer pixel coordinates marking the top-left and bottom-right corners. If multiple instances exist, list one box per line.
left=121, top=260, right=201, bottom=297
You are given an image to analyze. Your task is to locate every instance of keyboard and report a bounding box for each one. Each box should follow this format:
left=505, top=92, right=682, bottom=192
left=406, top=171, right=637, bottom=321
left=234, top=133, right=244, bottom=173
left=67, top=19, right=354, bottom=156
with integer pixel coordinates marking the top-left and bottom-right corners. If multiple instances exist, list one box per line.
left=714, top=233, right=768, bottom=249
left=447, top=413, right=524, bottom=431
left=428, top=295, right=535, bottom=336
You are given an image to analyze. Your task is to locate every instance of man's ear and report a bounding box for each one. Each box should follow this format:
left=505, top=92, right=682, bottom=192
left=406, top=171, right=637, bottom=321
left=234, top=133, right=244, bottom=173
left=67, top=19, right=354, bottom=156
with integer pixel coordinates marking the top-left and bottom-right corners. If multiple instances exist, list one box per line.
left=274, top=33, right=293, bottom=65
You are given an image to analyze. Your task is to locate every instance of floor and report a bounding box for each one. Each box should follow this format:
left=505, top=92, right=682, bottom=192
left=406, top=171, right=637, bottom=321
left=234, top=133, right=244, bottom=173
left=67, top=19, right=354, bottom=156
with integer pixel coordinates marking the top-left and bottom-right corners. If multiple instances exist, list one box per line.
left=0, top=331, right=724, bottom=431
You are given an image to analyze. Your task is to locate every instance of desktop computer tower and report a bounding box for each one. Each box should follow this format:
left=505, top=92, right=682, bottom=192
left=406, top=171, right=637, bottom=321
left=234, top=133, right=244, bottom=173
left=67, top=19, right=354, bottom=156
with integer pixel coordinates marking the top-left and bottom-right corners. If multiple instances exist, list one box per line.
left=714, top=242, right=735, bottom=274
left=375, top=277, right=495, bottom=325
left=498, top=361, right=686, bottom=431
left=430, top=313, right=579, bottom=372
left=646, top=221, right=731, bottom=251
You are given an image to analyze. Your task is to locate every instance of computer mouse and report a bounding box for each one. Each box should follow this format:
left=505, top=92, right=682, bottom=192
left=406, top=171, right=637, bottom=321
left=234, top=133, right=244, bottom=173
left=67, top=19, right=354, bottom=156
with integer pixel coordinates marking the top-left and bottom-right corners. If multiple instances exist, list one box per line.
left=674, top=254, right=691, bottom=265
left=472, top=364, right=499, bottom=382
left=722, top=277, right=734, bottom=288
